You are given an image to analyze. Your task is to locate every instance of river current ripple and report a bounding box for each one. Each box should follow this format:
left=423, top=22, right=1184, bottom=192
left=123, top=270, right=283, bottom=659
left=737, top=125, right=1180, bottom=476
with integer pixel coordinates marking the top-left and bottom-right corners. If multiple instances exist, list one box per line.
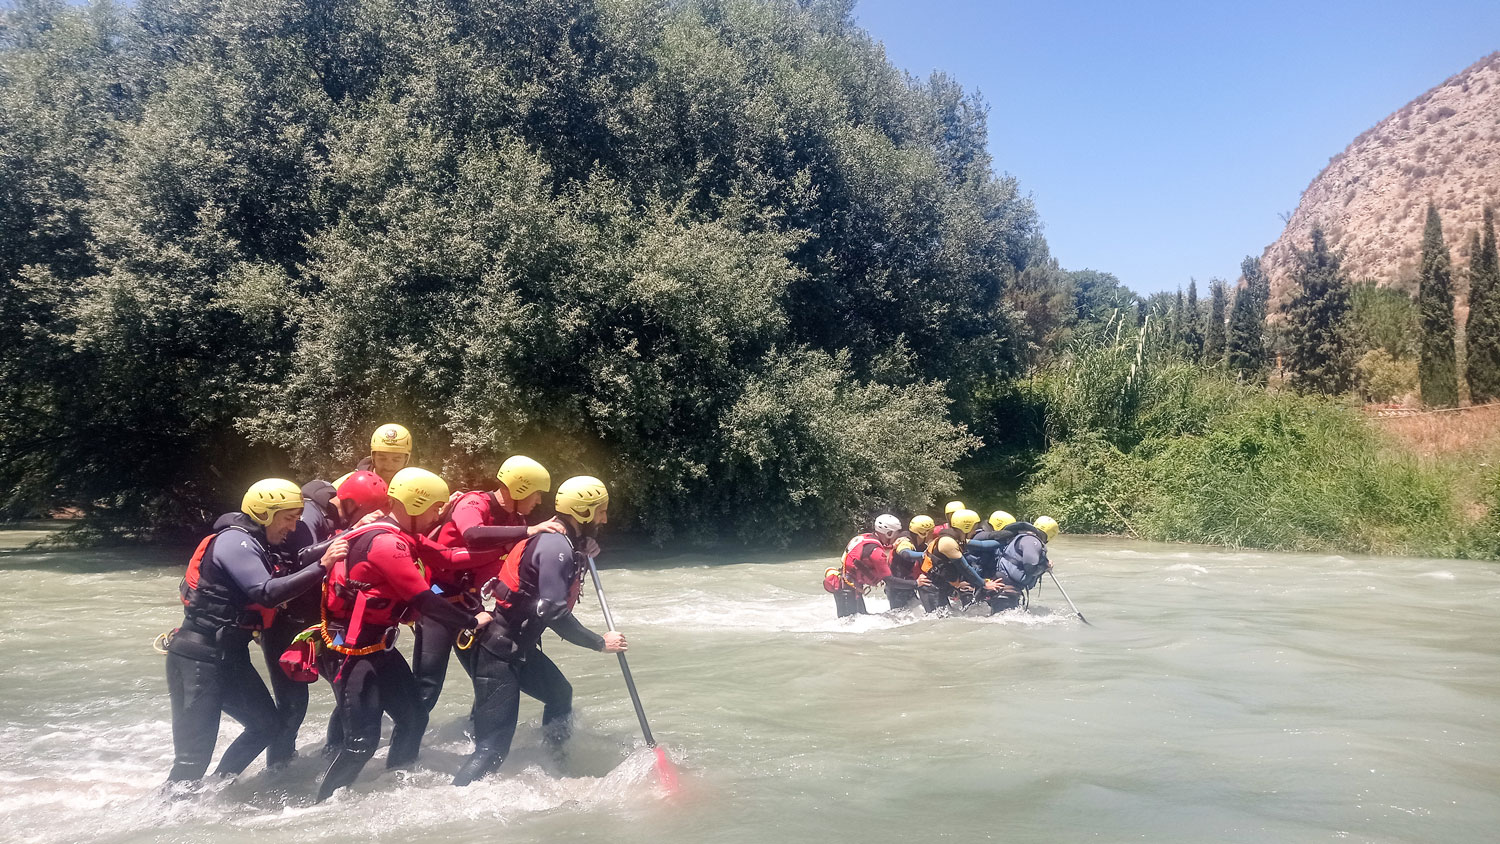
left=1, top=536, right=1497, bottom=843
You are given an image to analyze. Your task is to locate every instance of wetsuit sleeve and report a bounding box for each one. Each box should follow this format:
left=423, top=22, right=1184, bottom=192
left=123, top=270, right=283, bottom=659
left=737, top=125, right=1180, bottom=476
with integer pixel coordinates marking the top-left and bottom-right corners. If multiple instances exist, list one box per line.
left=885, top=576, right=919, bottom=589
left=409, top=590, right=479, bottom=630
left=935, top=537, right=984, bottom=589
left=295, top=537, right=336, bottom=569
left=529, top=534, right=580, bottom=622
left=217, top=534, right=325, bottom=607
left=896, top=548, right=925, bottom=566
left=549, top=613, right=606, bottom=651
left=966, top=538, right=1001, bottom=551
left=460, top=524, right=531, bottom=550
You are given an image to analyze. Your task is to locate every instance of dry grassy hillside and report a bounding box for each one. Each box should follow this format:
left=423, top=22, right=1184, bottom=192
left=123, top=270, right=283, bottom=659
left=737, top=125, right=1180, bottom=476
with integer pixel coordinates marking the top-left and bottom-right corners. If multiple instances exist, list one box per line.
left=1263, top=52, right=1500, bottom=308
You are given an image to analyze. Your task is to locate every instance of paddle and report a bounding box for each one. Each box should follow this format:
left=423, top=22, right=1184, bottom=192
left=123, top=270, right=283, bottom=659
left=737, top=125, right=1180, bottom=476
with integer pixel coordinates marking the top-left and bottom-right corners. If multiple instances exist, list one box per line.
left=1047, top=569, right=1092, bottom=625
left=584, top=555, right=680, bottom=793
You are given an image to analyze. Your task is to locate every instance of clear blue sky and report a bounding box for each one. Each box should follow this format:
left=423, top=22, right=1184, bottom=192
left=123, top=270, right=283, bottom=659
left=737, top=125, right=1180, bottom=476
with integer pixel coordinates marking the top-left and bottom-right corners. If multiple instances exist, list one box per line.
left=854, top=0, right=1500, bottom=293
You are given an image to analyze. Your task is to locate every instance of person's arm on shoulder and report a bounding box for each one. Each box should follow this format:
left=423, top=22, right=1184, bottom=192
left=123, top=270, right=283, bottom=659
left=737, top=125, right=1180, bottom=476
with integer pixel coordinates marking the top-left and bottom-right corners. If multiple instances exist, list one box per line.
left=220, top=535, right=325, bottom=607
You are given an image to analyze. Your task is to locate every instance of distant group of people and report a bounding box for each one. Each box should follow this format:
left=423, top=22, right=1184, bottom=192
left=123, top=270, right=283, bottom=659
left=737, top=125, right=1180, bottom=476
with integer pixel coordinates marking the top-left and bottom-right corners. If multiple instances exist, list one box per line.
left=162, top=423, right=625, bottom=800
left=824, top=502, right=1060, bottom=619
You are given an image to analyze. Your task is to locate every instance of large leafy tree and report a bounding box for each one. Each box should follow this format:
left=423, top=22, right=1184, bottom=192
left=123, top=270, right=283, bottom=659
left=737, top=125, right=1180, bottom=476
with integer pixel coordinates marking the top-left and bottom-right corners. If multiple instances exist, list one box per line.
left=1284, top=227, right=1356, bottom=396
left=0, top=0, right=1034, bottom=539
left=1416, top=205, right=1458, bottom=407
left=1205, top=279, right=1227, bottom=365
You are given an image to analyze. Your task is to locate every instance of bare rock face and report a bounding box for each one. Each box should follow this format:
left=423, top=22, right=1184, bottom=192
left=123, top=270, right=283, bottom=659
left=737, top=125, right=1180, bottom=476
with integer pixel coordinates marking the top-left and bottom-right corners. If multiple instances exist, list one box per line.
left=1263, top=52, right=1500, bottom=308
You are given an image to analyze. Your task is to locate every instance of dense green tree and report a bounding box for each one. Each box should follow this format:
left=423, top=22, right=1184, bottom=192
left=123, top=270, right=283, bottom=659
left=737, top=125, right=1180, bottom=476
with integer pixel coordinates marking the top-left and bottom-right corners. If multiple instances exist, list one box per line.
left=1227, top=255, right=1270, bottom=382
left=1467, top=207, right=1500, bottom=403
left=0, top=0, right=1034, bottom=538
left=1416, top=205, right=1458, bottom=407
left=1285, top=227, right=1356, bottom=395
left=1182, top=279, right=1204, bottom=363
left=1206, top=279, right=1227, bottom=364
left=1350, top=281, right=1417, bottom=359
left=1169, top=289, right=1185, bottom=355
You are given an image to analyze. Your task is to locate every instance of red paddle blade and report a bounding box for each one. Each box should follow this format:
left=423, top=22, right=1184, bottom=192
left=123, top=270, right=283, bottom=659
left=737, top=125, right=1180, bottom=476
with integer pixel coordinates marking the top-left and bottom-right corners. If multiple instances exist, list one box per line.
left=652, top=745, right=679, bottom=794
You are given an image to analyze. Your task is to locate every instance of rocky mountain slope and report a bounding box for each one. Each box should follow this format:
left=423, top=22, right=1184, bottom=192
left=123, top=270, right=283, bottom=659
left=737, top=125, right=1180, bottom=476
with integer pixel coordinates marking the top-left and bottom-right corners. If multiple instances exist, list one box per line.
left=1263, top=52, right=1500, bottom=307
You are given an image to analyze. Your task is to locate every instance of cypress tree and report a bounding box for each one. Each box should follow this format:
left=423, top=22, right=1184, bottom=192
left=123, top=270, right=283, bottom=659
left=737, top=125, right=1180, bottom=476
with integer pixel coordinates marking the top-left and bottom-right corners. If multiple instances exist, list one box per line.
left=1227, top=255, right=1270, bottom=382
left=1170, top=289, right=1186, bottom=357
left=1183, top=279, right=1204, bottom=363
left=1206, top=279, right=1227, bottom=364
left=1416, top=204, right=1458, bottom=407
left=1285, top=226, right=1356, bottom=395
left=1467, top=207, right=1500, bottom=403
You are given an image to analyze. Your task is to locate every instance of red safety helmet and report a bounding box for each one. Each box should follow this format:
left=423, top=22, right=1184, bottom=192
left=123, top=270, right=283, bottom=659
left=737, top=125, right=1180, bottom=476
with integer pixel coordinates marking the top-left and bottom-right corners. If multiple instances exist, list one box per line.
left=337, top=470, right=388, bottom=514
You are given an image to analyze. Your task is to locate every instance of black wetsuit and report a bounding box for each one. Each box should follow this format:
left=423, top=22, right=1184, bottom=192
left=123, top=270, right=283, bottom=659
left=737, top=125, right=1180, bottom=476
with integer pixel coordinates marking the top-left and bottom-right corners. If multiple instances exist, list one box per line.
left=884, top=531, right=926, bottom=610
left=454, top=529, right=606, bottom=787
left=165, top=513, right=327, bottom=782
left=260, top=483, right=341, bottom=766
left=917, top=529, right=986, bottom=614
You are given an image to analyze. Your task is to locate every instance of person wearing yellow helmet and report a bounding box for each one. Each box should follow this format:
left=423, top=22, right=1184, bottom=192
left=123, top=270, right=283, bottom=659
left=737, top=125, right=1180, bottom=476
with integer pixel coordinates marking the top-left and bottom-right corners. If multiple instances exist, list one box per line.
left=164, top=479, right=341, bottom=785
left=454, top=475, right=627, bottom=787
left=915, top=508, right=1003, bottom=615
left=414, top=455, right=564, bottom=714
left=975, top=515, right=1060, bottom=614
left=357, top=423, right=413, bottom=484
left=882, top=516, right=934, bottom=611
left=934, top=500, right=966, bottom=534
left=316, top=467, right=493, bottom=802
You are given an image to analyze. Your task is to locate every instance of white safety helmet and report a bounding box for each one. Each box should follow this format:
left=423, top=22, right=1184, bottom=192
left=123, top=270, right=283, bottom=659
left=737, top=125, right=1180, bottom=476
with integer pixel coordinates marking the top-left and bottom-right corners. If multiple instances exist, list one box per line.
left=873, top=514, right=901, bottom=541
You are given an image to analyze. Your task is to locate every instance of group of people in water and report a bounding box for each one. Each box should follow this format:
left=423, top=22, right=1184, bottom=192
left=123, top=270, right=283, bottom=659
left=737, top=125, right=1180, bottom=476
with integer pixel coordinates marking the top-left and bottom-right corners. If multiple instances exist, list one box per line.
left=162, top=423, right=625, bottom=800
left=161, top=422, right=1061, bottom=801
left=825, top=502, right=1061, bottom=619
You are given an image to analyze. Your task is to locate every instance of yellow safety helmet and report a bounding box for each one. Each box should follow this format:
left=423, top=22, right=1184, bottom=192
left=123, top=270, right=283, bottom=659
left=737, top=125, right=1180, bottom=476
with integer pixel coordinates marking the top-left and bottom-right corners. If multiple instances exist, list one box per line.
left=370, top=423, right=413, bottom=455
left=909, top=515, right=935, bottom=537
left=1035, top=515, right=1060, bottom=541
left=989, top=510, right=1016, bottom=530
left=555, top=475, right=609, bottom=524
left=944, top=500, right=966, bottom=519
left=497, top=455, right=551, bottom=500
left=388, top=467, right=449, bottom=517
left=950, top=508, right=981, bottom=534
left=242, top=478, right=303, bottom=526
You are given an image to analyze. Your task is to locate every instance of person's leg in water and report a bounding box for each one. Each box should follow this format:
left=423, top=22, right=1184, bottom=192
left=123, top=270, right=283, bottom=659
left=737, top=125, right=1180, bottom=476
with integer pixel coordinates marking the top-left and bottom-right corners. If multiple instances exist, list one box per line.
left=918, top=581, right=953, bottom=615
left=316, top=654, right=383, bottom=802
left=259, top=615, right=310, bottom=767
left=211, top=641, right=282, bottom=777
left=517, top=649, right=573, bottom=758
left=411, top=613, right=462, bottom=713
left=833, top=586, right=866, bottom=618
left=376, top=650, right=429, bottom=768
left=166, top=647, right=224, bottom=782
left=454, top=643, right=523, bottom=786
left=884, top=582, right=917, bottom=613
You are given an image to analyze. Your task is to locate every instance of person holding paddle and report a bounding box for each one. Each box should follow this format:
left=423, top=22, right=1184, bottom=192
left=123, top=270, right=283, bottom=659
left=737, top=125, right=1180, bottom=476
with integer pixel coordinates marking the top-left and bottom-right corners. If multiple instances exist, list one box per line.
left=453, top=475, right=627, bottom=787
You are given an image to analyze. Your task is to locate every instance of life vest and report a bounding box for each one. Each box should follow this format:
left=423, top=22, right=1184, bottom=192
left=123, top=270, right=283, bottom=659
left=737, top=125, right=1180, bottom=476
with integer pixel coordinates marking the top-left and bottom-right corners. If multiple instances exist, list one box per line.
left=891, top=531, right=928, bottom=579
left=319, top=522, right=417, bottom=656
left=998, top=527, right=1050, bottom=591
left=180, top=527, right=276, bottom=632
left=839, top=533, right=891, bottom=589
left=489, top=533, right=585, bottom=650
left=920, top=527, right=969, bottom=587
left=430, top=489, right=514, bottom=596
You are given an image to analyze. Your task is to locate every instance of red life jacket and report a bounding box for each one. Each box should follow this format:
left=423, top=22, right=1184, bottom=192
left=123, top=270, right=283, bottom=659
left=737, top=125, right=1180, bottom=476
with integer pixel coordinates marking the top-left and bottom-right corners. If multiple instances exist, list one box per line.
left=840, top=533, right=892, bottom=589
left=180, top=529, right=275, bottom=631
left=492, top=534, right=584, bottom=620
left=429, top=489, right=517, bottom=594
left=319, top=522, right=419, bottom=655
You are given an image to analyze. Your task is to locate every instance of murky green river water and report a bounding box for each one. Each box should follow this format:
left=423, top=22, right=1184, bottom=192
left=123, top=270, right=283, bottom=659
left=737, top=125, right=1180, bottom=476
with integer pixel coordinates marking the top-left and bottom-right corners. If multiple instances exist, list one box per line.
left=1, top=536, right=1497, bottom=843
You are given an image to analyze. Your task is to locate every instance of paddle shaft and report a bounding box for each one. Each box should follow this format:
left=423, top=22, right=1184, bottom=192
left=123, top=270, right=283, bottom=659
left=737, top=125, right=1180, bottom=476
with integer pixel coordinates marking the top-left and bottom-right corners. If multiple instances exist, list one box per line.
left=585, top=556, right=657, bottom=748
left=1047, top=569, right=1092, bottom=625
